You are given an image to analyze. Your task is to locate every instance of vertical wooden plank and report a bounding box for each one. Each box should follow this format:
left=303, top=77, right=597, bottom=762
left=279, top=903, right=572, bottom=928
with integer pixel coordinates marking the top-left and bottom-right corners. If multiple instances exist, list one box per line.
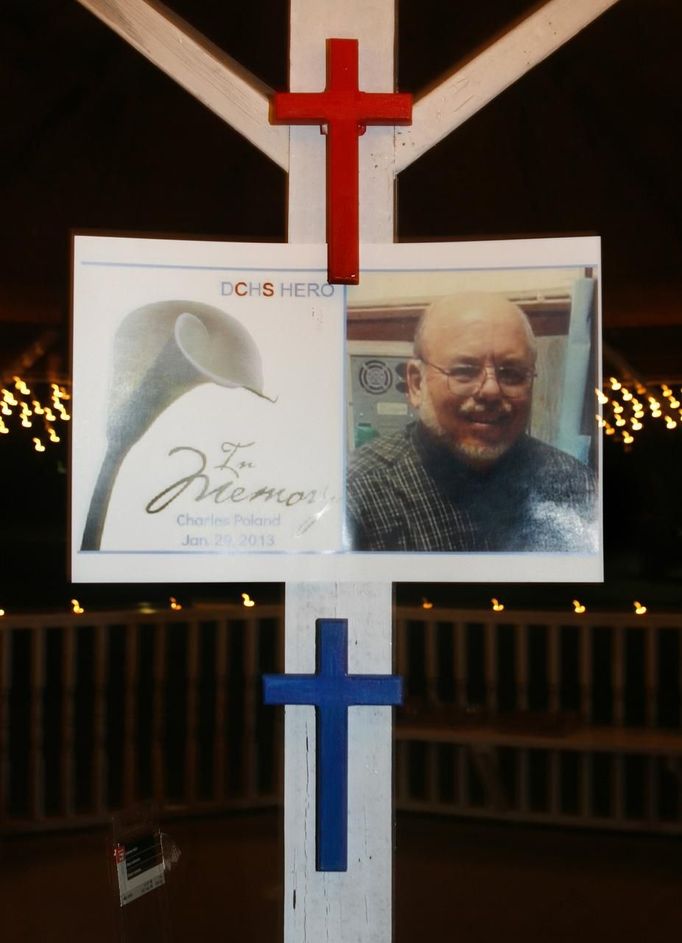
left=243, top=616, right=259, bottom=801
left=151, top=622, right=167, bottom=808
left=184, top=619, right=200, bottom=808
left=579, top=621, right=592, bottom=723
left=613, top=625, right=625, bottom=726
left=484, top=620, right=497, bottom=715
left=547, top=621, right=560, bottom=715
left=284, top=582, right=393, bottom=943
left=122, top=621, right=139, bottom=808
left=272, top=610, right=286, bottom=801
left=455, top=621, right=467, bottom=711
left=516, top=622, right=529, bottom=712
left=424, top=618, right=438, bottom=707
left=645, top=623, right=657, bottom=728
left=93, top=623, right=108, bottom=815
left=29, top=627, right=45, bottom=822
left=395, top=617, right=407, bottom=683
left=61, top=624, right=77, bottom=818
left=212, top=618, right=228, bottom=803
left=426, top=742, right=438, bottom=804
left=458, top=743, right=469, bottom=810
left=285, top=2, right=396, bottom=937
left=0, top=626, right=10, bottom=826
left=678, top=628, right=682, bottom=729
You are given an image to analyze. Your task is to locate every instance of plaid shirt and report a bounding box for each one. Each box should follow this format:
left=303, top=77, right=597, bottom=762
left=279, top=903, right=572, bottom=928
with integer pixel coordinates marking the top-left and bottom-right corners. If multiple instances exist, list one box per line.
left=346, top=423, right=598, bottom=553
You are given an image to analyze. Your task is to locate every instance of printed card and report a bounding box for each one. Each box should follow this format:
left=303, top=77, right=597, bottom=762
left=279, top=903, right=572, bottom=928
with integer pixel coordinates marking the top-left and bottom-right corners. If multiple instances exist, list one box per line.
left=72, top=235, right=602, bottom=582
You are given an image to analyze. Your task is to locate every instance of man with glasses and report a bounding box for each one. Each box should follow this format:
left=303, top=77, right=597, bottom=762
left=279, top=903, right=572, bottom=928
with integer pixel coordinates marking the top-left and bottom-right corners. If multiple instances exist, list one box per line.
left=347, top=291, right=597, bottom=552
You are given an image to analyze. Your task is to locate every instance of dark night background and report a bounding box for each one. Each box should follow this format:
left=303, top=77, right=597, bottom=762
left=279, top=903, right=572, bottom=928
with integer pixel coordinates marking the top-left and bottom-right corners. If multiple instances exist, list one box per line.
left=1, top=0, right=681, bottom=614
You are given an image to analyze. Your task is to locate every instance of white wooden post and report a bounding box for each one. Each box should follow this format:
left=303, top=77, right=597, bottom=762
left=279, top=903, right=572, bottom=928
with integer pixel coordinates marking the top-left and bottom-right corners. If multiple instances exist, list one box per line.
left=285, top=7, right=396, bottom=939
left=70, top=1, right=624, bottom=939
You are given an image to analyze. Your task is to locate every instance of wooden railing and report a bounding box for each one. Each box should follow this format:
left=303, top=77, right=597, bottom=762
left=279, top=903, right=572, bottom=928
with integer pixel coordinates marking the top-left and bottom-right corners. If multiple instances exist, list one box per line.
left=0, top=606, right=284, bottom=833
left=1, top=605, right=681, bottom=834
left=394, top=608, right=682, bottom=832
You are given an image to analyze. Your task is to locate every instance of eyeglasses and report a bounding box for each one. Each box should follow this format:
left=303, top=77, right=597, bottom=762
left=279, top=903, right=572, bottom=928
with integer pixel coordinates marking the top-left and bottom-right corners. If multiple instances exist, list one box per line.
left=419, top=359, right=535, bottom=397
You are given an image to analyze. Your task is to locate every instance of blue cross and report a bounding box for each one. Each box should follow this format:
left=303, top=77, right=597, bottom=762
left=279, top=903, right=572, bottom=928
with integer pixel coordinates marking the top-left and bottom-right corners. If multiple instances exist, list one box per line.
left=263, top=618, right=403, bottom=872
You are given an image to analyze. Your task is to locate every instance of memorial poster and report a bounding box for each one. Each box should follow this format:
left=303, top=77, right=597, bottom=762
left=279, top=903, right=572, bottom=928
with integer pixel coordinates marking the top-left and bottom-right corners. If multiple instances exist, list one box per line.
left=71, top=235, right=602, bottom=582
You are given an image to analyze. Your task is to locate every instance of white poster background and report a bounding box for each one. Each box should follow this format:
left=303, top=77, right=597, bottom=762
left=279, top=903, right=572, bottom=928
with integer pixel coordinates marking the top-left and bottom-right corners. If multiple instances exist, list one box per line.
left=71, top=235, right=602, bottom=583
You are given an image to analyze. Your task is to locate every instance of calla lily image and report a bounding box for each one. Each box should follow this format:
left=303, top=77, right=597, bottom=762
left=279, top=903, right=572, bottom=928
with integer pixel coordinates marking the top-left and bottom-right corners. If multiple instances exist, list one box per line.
left=80, top=299, right=273, bottom=550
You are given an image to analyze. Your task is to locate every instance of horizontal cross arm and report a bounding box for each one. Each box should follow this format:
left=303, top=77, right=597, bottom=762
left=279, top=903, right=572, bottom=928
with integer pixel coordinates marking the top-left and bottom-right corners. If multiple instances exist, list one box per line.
left=347, top=676, right=403, bottom=706
left=263, top=674, right=321, bottom=705
left=75, top=0, right=289, bottom=170
left=273, top=92, right=412, bottom=125
left=395, top=0, right=622, bottom=173
left=263, top=673, right=403, bottom=706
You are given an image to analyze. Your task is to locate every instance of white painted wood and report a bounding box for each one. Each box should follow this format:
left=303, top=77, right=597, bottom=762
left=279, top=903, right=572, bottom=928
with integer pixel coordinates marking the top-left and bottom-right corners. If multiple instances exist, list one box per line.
left=287, top=0, right=398, bottom=246
left=284, top=582, right=393, bottom=943
left=284, top=6, right=396, bottom=935
left=395, top=0, right=623, bottom=172
left=74, top=0, right=289, bottom=169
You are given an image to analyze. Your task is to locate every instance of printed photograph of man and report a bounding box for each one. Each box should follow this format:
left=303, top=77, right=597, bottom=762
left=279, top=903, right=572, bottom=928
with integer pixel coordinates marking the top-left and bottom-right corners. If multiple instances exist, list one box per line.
left=347, top=290, right=598, bottom=553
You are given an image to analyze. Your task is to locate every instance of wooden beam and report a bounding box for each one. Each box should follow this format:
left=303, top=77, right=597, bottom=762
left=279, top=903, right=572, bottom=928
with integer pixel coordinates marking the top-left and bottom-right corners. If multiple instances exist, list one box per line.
left=395, top=0, right=623, bottom=172
left=285, top=4, right=395, bottom=941
left=74, top=0, right=289, bottom=170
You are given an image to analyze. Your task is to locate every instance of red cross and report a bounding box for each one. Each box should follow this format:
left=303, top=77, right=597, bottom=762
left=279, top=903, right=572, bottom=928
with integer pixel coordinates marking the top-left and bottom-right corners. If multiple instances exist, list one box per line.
left=272, top=38, right=413, bottom=284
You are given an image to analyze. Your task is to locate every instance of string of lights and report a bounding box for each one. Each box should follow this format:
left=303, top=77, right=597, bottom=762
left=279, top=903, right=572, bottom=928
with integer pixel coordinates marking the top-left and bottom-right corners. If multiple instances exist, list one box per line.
left=3, top=372, right=680, bottom=453
left=0, top=374, right=71, bottom=449
left=0, top=593, right=260, bottom=617
left=597, top=378, right=681, bottom=446
left=0, top=596, right=653, bottom=618
left=417, top=598, right=649, bottom=616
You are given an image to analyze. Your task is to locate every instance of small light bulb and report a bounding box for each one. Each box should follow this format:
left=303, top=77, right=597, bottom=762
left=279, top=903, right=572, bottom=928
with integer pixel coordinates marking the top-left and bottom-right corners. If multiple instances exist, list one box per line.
left=71, top=598, right=84, bottom=615
left=421, top=597, right=433, bottom=610
left=241, top=593, right=255, bottom=608
left=572, top=599, right=586, bottom=614
left=491, top=598, right=504, bottom=612
left=169, top=596, right=183, bottom=611
left=634, top=601, right=647, bottom=616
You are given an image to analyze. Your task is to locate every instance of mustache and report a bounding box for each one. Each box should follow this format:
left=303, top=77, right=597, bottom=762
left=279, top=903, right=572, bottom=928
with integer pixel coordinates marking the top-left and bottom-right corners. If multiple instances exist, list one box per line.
left=456, top=399, right=513, bottom=419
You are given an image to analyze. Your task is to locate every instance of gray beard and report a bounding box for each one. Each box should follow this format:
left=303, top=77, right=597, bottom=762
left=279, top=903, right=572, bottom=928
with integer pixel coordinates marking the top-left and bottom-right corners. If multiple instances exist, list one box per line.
left=418, top=394, right=515, bottom=469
